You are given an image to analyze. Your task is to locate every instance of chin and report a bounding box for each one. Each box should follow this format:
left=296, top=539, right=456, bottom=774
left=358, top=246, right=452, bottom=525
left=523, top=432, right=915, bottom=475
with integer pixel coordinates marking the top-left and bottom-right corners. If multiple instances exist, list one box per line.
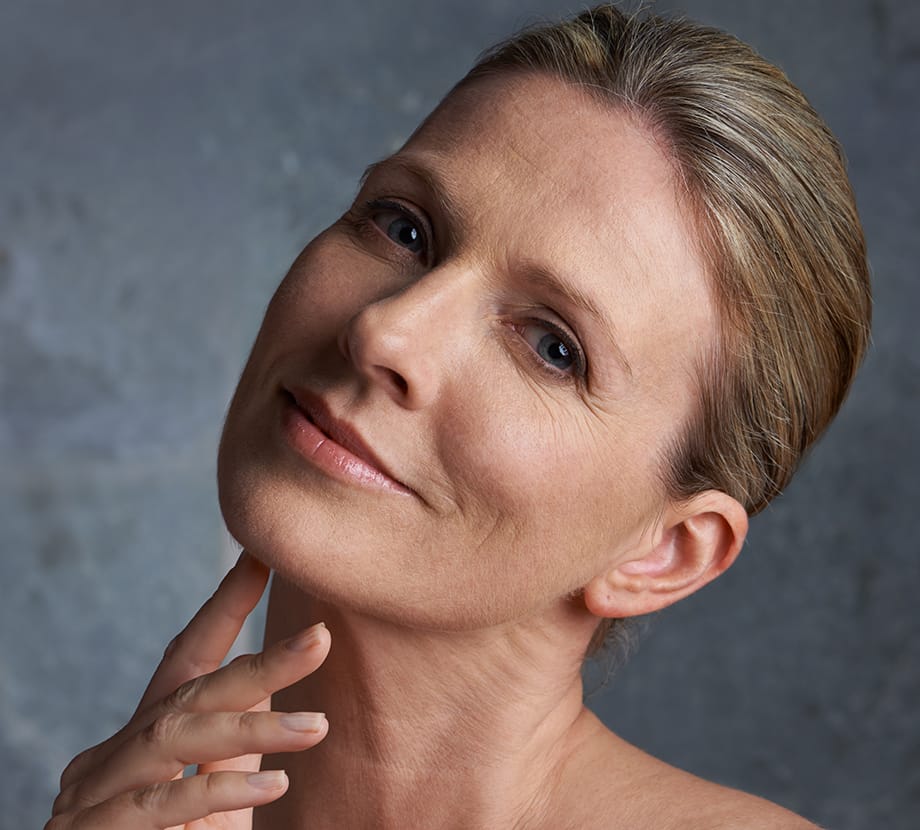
left=217, top=442, right=429, bottom=627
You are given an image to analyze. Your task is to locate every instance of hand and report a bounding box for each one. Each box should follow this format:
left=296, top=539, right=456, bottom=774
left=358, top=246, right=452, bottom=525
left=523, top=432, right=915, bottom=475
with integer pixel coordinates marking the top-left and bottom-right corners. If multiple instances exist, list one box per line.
left=47, top=552, right=331, bottom=829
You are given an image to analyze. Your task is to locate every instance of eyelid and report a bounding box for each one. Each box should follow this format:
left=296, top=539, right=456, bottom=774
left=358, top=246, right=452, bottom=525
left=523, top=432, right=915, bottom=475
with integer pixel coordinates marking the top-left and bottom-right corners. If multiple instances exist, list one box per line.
left=363, top=198, right=433, bottom=263
left=511, top=316, right=588, bottom=382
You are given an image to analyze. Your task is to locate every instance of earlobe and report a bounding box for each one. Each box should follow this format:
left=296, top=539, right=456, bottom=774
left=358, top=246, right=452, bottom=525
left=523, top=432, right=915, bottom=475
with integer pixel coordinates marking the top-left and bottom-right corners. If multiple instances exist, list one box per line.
left=583, top=491, right=748, bottom=619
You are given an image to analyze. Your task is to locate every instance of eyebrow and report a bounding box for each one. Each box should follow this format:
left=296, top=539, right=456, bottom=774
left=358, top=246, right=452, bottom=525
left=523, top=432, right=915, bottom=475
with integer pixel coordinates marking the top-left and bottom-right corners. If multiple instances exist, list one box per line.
left=360, top=155, right=633, bottom=380
left=525, top=265, right=633, bottom=379
left=360, top=155, right=468, bottom=252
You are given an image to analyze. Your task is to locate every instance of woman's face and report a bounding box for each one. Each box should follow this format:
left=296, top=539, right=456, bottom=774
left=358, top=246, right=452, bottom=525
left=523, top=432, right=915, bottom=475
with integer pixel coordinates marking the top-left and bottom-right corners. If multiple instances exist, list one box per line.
left=217, top=72, right=715, bottom=631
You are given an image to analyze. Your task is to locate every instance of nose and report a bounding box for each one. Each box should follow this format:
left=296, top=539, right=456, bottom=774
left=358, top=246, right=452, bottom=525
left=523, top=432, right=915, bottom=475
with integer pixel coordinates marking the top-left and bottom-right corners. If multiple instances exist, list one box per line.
left=338, top=267, right=473, bottom=410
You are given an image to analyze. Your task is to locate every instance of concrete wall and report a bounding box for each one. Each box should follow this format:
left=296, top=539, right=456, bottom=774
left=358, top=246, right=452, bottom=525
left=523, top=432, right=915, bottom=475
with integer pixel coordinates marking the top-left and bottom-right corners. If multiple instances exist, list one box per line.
left=2, top=1, right=917, bottom=827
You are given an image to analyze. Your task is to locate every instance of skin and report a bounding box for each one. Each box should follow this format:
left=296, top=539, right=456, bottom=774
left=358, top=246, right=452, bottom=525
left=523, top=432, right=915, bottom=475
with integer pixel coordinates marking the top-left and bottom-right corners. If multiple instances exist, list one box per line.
left=48, top=73, right=817, bottom=829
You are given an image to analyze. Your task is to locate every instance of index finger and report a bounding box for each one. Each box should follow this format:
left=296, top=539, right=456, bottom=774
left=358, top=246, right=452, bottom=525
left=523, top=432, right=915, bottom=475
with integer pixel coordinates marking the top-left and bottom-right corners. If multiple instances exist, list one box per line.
left=134, top=551, right=270, bottom=716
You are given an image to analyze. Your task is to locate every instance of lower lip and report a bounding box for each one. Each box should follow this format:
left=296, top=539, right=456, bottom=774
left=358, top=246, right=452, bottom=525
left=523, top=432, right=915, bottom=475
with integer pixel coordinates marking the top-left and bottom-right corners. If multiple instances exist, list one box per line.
left=280, top=395, right=413, bottom=496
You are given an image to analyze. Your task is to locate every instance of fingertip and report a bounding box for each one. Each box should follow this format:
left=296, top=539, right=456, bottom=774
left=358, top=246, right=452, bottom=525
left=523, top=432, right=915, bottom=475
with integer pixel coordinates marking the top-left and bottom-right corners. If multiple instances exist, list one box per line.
left=246, top=769, right=288, bottom=793
left=237, top=549, right=264, bottom=571
left=228, top=551, right=270, bottom=594
left=285, top=622, right=329, bottom=652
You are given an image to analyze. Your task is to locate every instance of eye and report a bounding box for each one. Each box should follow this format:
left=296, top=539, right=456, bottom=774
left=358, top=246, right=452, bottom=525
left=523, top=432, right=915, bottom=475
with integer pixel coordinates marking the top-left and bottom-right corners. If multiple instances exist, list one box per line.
left=367, top=201, right=428, bottom=257
left=517, top=320, right=584, bottom=376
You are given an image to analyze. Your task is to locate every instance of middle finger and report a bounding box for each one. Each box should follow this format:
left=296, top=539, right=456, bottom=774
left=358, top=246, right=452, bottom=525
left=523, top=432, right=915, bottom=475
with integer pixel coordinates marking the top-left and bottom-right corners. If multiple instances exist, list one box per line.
left=159, top=621, right=330, bottom=717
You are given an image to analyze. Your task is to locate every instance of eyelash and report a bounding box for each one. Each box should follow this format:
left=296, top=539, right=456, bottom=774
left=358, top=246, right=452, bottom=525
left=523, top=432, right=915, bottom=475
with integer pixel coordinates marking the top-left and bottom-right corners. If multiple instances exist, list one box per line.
left=355, top=197, right=587, bottom=383
left=361, top=198, right=431, bottom=262
left=509, top=318, right=587, bottom=383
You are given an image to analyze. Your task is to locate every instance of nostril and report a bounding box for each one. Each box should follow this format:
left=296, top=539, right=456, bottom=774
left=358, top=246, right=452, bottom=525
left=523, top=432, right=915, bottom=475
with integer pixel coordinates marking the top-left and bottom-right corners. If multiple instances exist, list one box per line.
left=343, top=309, right=430, bottom=406
left=387, top=369, right=409, bottom=395
left=379, top=366, right=409, bottom=397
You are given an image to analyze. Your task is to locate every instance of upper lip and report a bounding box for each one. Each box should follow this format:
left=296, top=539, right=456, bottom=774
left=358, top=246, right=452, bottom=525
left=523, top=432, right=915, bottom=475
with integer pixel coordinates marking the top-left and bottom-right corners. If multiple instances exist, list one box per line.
left=284, top=386, right=412, bottom=491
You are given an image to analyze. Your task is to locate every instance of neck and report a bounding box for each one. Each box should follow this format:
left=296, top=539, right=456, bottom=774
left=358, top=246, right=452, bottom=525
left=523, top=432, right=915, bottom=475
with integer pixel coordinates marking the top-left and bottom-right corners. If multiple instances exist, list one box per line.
left=254, top=575, right=603, bottom=830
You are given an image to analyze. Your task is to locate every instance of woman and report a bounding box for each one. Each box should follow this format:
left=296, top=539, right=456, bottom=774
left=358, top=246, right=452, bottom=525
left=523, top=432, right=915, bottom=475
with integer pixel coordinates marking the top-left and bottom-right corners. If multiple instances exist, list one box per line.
left=47, top=5, right=870, bottom=828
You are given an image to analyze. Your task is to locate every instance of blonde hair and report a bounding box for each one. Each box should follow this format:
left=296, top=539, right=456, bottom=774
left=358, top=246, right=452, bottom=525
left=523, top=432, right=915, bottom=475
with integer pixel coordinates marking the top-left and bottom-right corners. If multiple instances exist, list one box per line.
left=459, top=5, right=872, bottom=653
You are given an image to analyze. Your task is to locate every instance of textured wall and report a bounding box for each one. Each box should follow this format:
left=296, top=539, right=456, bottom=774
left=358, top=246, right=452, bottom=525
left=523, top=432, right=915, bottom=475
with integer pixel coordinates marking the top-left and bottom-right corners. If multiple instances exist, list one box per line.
left=1, top=1, right=917, bottom=827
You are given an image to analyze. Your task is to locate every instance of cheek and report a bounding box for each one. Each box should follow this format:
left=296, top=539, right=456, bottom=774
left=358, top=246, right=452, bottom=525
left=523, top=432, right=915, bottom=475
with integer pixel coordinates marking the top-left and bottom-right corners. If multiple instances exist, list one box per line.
left=228, top=235, right=382, bottom=401
left=263, top=242, right=355, bottom=339
left=441, top=387, right=660, bottom=586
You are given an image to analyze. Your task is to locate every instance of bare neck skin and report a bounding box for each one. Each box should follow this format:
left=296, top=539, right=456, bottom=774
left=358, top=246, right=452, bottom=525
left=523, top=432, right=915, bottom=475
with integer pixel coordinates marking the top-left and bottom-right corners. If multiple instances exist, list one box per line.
left=253, top=575, right=607, bottom=830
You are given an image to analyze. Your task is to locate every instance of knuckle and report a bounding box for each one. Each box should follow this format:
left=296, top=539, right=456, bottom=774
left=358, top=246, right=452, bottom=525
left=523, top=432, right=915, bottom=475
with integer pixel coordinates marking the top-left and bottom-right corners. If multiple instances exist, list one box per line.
left=142, top=712, right=183, bottom=747
left=237, top=710, right=260, bottom=732
left=43, top=816, right=68, bottom=830
left=132, top=780, right=170, bottom=813
left=59, top=744, right=101, bottom=790
left=227, top=651, right=258, bottom=674
left=59, top=747, right=93, bottom=790
left=245, top=650, right=266, bottom=679
left=202, top=770, right=228, bottom=802
left=230, top=651, right=273, bottom=694
left=243, top=651, right=274, bottom=693
left=166, top=674, right=203, bottom=711
left=161, top=632, right=182, bottom=659
left=50, top=790, right=69, bottom=817
left=52, top=785, right=92, bottom=819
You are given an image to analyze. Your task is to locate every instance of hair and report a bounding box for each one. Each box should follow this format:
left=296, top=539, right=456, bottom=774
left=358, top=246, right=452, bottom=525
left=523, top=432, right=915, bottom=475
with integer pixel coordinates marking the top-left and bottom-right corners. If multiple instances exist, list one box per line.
left=457, top=5, right=872, bottom=655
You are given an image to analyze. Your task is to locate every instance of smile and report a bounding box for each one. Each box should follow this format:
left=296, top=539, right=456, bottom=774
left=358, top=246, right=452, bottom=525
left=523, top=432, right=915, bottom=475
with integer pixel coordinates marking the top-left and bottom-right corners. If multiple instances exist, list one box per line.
left=280, top=388, right=415, bottom=497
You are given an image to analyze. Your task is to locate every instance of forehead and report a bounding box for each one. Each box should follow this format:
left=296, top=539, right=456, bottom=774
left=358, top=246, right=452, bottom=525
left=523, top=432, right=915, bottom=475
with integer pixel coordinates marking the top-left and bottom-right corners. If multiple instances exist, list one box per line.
left=404, top=73, right=686, bottom=251
left=387, top=72, right=706, bottom=295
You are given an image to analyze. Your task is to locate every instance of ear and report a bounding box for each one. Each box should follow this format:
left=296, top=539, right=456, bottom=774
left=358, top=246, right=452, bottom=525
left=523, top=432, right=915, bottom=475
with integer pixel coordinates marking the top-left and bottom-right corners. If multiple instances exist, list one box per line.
left=583, top=491, right=748, bottom=619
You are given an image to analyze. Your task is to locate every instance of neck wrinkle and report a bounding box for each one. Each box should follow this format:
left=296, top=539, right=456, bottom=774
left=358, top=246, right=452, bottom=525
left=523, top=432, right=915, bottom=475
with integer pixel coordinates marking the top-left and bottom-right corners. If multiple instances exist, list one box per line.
left=255, top=575, right=599, bottom=830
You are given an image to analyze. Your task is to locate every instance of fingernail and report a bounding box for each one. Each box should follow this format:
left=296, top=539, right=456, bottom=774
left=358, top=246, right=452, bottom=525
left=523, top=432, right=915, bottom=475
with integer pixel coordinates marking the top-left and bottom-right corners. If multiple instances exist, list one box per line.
left=247, top=770, right=287, bottom=790
left=280, top=711, right=327, bottom=732
left=285, top=621, right=326, bottom=651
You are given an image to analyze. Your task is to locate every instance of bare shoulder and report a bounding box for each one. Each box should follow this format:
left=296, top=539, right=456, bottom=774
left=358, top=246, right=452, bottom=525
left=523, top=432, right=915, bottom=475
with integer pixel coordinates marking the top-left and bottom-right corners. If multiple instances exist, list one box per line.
left=669, top=778, right=821, bottom=830
left=558, top=712, right=821, bottom=830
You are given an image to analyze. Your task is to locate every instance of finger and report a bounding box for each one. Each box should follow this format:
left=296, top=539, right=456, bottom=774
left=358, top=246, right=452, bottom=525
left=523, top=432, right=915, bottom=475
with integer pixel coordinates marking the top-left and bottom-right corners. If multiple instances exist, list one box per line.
left=55, top=710, right=326, bottom=814
left=59, top=770, right=288, bottom=830
left=159, top=622, right=330, bottom=718
left=66, top=623, right=327, bottom=800
left=59, top=553, right=269, bottom=793
left=137, top=551, right=270, bottom=714
left=196, top=696, right=271, bottom=778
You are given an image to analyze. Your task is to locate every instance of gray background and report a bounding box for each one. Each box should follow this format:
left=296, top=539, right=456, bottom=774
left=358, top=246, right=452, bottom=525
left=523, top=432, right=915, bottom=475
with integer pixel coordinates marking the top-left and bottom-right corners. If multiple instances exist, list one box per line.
left=1, top=1, right=917, bottom=827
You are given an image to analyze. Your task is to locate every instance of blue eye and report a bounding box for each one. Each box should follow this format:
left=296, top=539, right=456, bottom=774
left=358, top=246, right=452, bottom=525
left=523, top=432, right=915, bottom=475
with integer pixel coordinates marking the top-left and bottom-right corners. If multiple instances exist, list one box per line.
left=384, top=216, right=424, bottom=253
left=520, top=321, right=580, bottom=374
left=368, top=203, right=426, bottom=256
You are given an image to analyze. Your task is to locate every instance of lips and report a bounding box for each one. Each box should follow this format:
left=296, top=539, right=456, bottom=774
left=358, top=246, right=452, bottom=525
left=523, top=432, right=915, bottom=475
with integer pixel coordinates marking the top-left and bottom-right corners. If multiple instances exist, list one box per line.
left=280, top=387, right=414, bottom=496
